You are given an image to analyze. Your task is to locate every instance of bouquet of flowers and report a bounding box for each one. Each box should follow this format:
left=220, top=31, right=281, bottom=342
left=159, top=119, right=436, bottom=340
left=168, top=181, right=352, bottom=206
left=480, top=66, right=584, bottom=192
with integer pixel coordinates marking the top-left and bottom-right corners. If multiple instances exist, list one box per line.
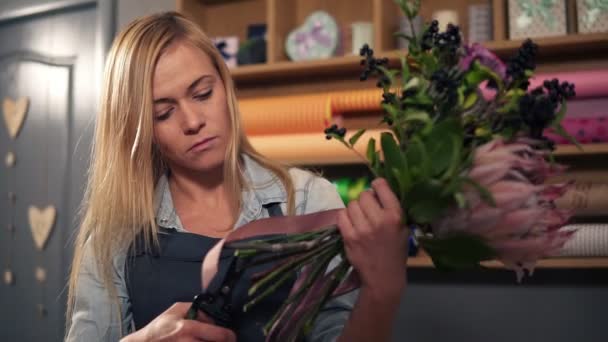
left=197, top=1, right=580, bottom=340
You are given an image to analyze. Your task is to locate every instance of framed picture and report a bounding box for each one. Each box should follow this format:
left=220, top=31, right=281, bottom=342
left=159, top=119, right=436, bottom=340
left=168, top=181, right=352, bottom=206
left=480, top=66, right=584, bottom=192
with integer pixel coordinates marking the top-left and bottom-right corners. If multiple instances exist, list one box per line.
left=577, top=0, right=608, bottom=33
left=508, top=0, right=568, bottom=39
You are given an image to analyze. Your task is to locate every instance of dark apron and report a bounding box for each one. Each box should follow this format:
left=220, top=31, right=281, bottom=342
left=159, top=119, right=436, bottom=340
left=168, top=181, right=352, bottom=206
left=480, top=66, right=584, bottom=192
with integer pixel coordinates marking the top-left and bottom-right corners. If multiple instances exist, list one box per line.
left=126, top=203, right=295, bottom=341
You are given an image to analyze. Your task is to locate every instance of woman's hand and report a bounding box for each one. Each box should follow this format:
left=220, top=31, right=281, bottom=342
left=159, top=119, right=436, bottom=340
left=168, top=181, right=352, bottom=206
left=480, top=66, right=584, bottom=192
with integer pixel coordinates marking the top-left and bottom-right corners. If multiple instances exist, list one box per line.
left=337, top=178, right=408, bottom=296
left=121, top=302, right=236, bottom=342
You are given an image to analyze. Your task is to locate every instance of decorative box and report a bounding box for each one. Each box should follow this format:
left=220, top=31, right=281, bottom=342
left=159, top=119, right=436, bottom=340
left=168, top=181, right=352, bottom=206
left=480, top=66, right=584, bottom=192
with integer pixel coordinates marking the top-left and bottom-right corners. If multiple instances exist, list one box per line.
left=508, top=0, right=568, bottom=39
left=213, top=36, right=239, bottom=68
left=468, top=3, right=492, bottom=43
left=577, top=0, right=608, bottom=33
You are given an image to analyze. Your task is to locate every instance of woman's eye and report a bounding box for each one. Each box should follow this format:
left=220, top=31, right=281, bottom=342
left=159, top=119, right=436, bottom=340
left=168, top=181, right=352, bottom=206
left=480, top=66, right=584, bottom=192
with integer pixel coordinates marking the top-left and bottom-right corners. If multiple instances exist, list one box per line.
left=155, top=108, right=173, bottom=121
left=194, top=90, right=212, bottom=101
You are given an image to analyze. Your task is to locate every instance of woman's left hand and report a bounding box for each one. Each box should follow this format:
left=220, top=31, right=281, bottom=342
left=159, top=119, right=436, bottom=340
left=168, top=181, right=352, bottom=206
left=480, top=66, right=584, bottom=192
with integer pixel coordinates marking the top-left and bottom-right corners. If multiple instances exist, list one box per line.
left=337, top=177, right=408, bottom=295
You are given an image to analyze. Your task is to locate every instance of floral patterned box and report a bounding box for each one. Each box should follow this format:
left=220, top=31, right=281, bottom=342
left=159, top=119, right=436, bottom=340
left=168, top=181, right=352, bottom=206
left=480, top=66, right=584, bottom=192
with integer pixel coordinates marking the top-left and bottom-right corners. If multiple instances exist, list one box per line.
left=508, top=0, right=568, bottom=39
left=577, top=0, right=608, bottom=33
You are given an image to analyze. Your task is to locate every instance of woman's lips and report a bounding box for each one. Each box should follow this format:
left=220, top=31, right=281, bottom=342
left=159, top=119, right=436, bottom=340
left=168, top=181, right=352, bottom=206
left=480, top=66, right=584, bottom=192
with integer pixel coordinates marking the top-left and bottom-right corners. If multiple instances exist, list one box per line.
left=188, top=136, right=217, bottom=152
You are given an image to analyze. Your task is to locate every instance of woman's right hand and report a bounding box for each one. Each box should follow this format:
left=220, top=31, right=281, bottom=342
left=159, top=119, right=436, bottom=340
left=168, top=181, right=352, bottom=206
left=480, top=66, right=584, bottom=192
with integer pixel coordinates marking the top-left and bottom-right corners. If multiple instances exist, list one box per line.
left=120, top=302, right=237, bottom=342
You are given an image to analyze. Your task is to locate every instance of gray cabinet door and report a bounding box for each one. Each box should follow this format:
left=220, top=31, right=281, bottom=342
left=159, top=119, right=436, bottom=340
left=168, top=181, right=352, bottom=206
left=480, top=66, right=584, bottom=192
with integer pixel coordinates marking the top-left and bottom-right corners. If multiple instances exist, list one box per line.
left=0, top=3, right=97, bottom=341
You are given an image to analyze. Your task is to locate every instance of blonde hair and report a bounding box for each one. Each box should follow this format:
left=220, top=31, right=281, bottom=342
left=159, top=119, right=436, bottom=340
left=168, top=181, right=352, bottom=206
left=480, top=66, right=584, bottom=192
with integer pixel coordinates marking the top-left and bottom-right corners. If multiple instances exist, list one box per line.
left=66, top=11, right=295, bottom=334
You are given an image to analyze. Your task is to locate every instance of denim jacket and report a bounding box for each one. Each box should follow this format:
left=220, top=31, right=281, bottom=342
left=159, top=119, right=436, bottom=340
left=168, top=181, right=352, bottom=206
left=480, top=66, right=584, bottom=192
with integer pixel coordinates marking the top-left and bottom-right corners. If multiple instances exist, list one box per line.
left=65, top=154, right=356, bottom=341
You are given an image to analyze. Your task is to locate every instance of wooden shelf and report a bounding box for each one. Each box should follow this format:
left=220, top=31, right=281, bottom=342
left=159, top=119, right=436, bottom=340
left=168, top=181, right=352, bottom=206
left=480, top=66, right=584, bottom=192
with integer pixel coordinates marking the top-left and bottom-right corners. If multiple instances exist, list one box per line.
left=484, top=33, right=608, bottom=59
left=554, top=143, right=608, bottom=156
left=231, top=33, right=608, bottom=84
left=408, top=251, right=608, bottom=269
left=249, top=130, right=608, bottom=165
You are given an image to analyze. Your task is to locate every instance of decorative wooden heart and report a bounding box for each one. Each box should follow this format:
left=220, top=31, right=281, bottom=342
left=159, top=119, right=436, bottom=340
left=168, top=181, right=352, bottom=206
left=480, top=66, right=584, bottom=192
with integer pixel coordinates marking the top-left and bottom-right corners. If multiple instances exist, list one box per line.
left=5, top=151, right=16, bottom=167
left=2, top=97, right=29, bottom=139
left=28, top=205, right=56, bottom=250
left=286, top=11, right=339, bottom=61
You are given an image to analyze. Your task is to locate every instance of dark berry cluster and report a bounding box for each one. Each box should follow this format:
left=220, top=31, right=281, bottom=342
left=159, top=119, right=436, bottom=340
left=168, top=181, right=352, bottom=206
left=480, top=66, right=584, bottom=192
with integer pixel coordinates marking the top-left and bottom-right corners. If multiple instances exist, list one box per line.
left=359, top=44, right=389, bottom=83
left=324, top=124, right=347, bottom=140
left=507, top=39, right=538, bottom=89
left=430, top=69, right=460, bottom=106
left=382, top=92, right=397, bottom=105
left=421, top=20, right=439, bottom=51
left=520, top=78, right=576, bottom=138
left=435, top=24, right=462, bottom=54
left=421, top=21, right=461, bottom=55
left=519, top=94, right=557, bottom=138
left=542, top=79, right=576, bottom=102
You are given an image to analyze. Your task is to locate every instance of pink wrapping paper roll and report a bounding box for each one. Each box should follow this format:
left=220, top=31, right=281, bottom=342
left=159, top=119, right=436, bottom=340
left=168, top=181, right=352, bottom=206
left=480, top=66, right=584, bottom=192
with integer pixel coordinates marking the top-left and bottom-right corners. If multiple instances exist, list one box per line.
left=544, top=116, right=608, bottom=144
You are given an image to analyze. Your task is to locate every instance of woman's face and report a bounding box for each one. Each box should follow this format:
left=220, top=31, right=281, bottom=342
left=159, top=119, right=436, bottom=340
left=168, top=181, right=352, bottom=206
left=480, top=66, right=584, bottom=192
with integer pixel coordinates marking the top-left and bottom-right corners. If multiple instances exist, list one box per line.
left=152, top=40, right=230, bottom=174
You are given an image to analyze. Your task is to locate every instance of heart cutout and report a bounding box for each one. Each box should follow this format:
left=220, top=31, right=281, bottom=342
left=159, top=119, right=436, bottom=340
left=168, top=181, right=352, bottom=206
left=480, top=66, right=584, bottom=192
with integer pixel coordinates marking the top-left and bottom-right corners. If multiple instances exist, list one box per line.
left=28, top=205, right=56, bottom=250
left=286, top=11, right=339, bottom=61
left=3, top=97, right=29, bottom=139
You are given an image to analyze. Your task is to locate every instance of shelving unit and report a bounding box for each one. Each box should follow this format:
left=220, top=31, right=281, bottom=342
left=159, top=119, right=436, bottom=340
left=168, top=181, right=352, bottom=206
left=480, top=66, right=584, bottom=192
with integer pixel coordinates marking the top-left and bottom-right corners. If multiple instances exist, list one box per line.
left=178, top=0, right=608, bottom=270
left=409, top=250, right=608, bottom=268
left=231, top=33, right=608, bottom=84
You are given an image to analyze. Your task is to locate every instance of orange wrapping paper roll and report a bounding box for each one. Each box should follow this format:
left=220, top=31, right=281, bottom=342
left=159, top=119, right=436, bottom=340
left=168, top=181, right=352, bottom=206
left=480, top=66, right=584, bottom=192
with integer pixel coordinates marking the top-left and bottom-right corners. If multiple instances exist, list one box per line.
left=330, top=89, right=383, bottom=114
left=248, top=129, right=389, bottom=165
left=239, top=94, right=331, bottom=135
left=239, top=89, right=386, bottom=136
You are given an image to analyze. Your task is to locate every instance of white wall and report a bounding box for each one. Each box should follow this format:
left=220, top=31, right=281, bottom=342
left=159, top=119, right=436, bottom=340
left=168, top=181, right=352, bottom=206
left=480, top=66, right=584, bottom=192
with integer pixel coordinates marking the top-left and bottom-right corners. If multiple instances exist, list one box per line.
left=116, top=0, right=174, bottom=32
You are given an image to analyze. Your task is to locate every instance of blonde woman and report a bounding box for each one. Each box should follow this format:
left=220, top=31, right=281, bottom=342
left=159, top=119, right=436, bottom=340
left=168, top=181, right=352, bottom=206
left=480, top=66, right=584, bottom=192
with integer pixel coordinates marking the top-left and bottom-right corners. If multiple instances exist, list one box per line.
left=66, top=12, right=408, bottom=342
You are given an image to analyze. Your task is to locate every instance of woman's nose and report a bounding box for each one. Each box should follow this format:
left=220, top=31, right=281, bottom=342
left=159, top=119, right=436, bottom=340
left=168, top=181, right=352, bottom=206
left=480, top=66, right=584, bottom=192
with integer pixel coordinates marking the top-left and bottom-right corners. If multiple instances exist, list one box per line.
left=181, top=101, right=205, bottom=135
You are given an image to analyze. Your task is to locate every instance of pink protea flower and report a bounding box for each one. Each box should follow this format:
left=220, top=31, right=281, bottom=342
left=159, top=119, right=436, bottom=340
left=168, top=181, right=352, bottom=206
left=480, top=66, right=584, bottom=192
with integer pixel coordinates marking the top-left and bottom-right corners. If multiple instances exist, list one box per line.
left=432, top=138, right=575, bottom=281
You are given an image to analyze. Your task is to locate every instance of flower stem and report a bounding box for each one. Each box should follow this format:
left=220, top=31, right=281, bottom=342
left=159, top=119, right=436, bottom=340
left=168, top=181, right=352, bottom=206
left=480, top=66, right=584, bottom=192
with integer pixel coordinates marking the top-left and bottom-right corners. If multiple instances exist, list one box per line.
left=248, top=237, right=340, bottom=296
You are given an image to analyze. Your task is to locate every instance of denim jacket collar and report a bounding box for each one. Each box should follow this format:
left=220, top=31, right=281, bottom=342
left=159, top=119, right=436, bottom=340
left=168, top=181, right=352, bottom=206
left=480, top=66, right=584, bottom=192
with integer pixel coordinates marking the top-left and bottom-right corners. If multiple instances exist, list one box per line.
left=153, top=154, right=287, bottom=231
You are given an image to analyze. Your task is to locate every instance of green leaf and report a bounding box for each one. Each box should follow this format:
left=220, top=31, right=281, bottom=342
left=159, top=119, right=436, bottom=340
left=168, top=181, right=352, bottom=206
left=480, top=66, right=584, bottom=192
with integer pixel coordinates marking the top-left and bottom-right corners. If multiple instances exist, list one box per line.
left=366, top=138, right=376, bottom=162
left=376, top=65, right=397, bottom=86
left=416, top=53, right=439, bottom=76
left=406, top=181, right=451, bottom=223
left=395, top=0, right=413, bottom=18
left=394, top=32, right=416, bottom=45
left=366, top=138, right=380, bottom=177
left=552, top=123, right=582, bottom=150
left=454, top=192, right=467, bottom=209
left=381, top=132, right=406, bottom=169
left=348, top=128, right=366, bottom=146
left=418, top=233, right=497, bottom=271
left=549, top=101, right=581, bottom=149
left=403, top=136, right=427, bottom=178
left=391, top=167, right=407, bottom=202
left=400, top=55, right=410, bottom=87
left=464, top=60, right=504, bottom=90
left=381, top=132, right=407, bottom=196
left=462, top=91, right=478, bottom=109
left=404, top=110, right=431, bottom=124
left=550, top=100, right=568, bottom=127
left=441, top=133, right=464, bottom=181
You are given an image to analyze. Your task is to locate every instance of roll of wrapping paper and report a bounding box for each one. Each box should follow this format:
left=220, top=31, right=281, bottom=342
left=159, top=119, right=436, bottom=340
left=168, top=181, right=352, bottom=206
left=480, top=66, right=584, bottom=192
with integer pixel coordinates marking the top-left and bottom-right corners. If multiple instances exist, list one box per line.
left=239, top=89, right=384, bottom=136
left=239, top=94, right=332, bottom=135
left=555, top=182, right=608, bottom=217
left=547, top=170, right=608, bottom=184
left=544, top=116, right=608, bottom=144
left=248, top=129, right=388, bottom=165
left=559, top=224, right=608, bottom=257
left=330, top=89, right=383, bottom=114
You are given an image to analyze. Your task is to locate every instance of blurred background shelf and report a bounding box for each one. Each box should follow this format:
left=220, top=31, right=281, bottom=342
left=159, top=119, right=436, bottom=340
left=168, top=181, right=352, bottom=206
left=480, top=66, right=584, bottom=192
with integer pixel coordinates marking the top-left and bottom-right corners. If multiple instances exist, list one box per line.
left=248, top=132, right=608, bottom=165
left=409, top=250, right=608, bottom=268
left=554, top=143, right=608, bottom=156
left=232, top=33, right=608, bottom=84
